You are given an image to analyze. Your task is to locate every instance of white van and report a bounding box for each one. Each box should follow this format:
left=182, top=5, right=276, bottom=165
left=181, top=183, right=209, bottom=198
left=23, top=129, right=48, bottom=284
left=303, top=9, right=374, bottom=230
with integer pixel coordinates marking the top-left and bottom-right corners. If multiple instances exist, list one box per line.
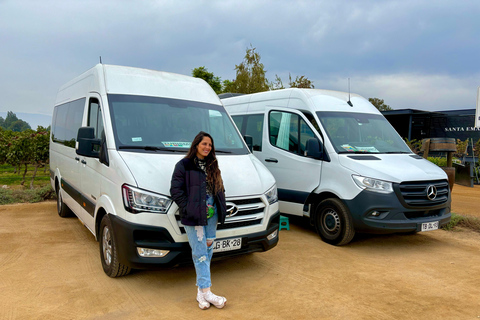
left=50, top=64, right=279, bottom=277
left=221, top=88, right=451, bottom=245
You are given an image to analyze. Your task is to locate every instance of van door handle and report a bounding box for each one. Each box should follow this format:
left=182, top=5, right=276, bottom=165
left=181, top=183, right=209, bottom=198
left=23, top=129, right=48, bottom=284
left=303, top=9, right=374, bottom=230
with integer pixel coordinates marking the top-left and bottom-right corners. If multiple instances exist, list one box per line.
left=75, top=157, right=80, bottom=161
left=265, top=158, right=278, bottom=163
left=81, top=160, right=87, bottom=165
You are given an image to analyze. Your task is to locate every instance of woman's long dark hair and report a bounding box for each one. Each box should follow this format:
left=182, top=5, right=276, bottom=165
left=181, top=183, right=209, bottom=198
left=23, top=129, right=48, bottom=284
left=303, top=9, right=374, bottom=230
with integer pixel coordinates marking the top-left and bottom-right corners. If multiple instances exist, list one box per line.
left=186, top=131, right=224, bottom=195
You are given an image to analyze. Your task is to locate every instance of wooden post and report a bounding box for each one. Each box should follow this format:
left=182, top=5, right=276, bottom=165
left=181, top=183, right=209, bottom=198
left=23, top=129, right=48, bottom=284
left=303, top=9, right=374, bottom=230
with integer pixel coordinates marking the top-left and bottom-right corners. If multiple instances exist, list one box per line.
left=422, top=139, right=430, bottom=159
left=447, top=152, right=453, bottom=167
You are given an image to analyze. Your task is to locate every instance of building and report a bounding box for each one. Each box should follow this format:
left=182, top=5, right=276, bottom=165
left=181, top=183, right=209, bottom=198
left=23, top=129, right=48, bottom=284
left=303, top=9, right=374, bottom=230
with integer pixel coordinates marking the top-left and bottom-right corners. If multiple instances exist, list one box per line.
left=382, top=108, right=480, bottom=143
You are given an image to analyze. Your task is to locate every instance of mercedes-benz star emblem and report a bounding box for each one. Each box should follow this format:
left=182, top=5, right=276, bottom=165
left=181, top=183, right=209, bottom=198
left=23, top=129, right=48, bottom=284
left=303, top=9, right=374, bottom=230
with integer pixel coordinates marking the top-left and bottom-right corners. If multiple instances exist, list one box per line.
left=426, top=185, right=437, bottom=200
left=226, top=203, right=239, bottom=217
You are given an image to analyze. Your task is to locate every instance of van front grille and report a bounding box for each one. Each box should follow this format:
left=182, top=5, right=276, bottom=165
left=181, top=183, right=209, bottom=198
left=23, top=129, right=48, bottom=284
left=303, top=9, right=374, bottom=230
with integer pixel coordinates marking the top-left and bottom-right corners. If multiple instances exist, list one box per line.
left=176, top=196, right=266, bottom=233
left=397, top=180, right=449, bottom=207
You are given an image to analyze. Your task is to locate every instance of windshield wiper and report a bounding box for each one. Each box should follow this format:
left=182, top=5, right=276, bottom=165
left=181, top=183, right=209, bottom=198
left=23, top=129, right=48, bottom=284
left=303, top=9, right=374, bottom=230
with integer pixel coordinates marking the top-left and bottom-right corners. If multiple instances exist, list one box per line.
left=119, top=145, right=186, bottom=152
left=215, top=150, right=232, bottom=154
left=339, top=151, right=377, bottom=154
left=382, top=151, right=412, bottom=154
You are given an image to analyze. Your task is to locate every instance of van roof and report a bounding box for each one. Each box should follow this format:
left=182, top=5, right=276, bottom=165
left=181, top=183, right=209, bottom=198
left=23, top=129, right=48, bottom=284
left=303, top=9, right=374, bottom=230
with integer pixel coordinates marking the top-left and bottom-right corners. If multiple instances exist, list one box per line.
left=55, top=64, right=220, bottom=106
left=221, top=88, right=363, bottom=103
left=221, top=88, right=378, bottom=114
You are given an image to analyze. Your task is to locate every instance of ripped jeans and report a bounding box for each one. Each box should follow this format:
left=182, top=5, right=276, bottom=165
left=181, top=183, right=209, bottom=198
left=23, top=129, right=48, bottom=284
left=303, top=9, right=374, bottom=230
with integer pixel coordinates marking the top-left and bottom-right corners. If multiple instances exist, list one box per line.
left=184, top=194, right=218, bottom=289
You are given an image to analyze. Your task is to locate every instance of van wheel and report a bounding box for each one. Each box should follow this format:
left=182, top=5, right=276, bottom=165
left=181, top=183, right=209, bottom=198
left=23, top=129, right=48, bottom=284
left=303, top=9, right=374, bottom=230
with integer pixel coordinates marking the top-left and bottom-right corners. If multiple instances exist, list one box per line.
left=315, top=198, right=355, bottom=246
left=100, top=215, right=131, bottom=277
left=56, top=187, right=72, bottom=217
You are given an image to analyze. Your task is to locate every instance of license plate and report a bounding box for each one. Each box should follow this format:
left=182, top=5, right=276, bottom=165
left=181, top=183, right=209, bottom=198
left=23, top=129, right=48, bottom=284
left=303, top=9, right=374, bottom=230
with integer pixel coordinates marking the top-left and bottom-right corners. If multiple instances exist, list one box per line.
left=421, top=221, right=439, bottom=232
left=212, top=237, right=242, bottom=253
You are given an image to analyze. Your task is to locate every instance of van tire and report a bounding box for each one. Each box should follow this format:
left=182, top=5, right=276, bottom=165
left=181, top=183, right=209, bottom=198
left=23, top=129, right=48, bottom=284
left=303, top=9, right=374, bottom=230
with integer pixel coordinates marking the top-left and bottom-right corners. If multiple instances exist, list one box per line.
left=315, top=198, right=355, bottom=246
left=56, top=187, right=73, bottom=217
left=100, top=215, right=131, bottom=277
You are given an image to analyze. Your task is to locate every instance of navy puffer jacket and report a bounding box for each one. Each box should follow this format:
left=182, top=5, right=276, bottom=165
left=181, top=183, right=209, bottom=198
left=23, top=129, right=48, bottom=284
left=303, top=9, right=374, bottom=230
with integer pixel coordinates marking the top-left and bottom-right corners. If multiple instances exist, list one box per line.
left=170, top=157, right=226, bottom=226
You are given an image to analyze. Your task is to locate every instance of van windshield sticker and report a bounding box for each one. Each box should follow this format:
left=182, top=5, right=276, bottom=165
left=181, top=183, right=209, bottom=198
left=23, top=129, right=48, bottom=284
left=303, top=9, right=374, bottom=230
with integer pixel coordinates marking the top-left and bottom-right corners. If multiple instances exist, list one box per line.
left=132, top=137, right=143, bottom=142
left=162, top=142, right=191, bottom=148
left=341, top=144, right=379, bottom=153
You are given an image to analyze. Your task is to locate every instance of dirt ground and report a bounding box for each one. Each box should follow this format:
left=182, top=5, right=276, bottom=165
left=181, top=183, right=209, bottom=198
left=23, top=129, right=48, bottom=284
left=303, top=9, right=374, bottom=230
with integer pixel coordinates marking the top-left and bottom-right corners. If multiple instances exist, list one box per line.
left=1, top=185, right=479, bottom=320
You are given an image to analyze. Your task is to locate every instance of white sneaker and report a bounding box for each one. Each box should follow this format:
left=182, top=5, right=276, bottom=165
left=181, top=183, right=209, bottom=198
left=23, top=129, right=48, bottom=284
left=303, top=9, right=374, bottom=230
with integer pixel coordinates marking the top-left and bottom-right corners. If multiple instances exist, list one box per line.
left=196, top=288, right=210, bottom=310
left=203, top=290, right=227, bottom=309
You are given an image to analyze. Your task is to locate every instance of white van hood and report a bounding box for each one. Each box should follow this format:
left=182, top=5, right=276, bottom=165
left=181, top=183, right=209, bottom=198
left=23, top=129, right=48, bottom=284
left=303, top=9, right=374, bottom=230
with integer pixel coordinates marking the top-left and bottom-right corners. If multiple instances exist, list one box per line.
left=118, top=152, right=272, bottom=197
left=338, top=154, right=447, bottom=183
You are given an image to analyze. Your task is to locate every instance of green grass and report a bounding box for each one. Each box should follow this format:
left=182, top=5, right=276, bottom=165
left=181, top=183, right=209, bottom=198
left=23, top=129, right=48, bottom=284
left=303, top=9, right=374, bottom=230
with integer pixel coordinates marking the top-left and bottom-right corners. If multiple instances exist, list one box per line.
left=0, top=184, right=55, bottom=204
left=442, top=212, right=480, bottom=233
left=0, top=163, right=50, bottom=188
left=0, top=164, right=54, bottom=204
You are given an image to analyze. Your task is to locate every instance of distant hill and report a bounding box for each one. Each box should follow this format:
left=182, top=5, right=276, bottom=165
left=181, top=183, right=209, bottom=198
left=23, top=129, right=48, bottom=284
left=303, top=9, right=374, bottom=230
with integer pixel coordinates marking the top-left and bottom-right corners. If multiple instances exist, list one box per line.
left=0, top=112, right=52, bottom=130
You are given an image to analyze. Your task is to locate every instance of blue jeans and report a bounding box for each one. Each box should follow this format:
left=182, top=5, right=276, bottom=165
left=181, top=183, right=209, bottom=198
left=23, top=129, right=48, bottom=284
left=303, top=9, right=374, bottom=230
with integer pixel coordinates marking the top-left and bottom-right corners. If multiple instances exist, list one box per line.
left=184, top=195, right=218, bottom=289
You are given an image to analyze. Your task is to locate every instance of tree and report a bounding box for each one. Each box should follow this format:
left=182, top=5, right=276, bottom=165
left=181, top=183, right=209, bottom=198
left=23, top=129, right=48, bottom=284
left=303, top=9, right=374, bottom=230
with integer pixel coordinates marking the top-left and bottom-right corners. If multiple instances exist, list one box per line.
left=192, top=66, right=222, bottom=94
left=1, top=111, right=31, bottom=131
left=28, top=127, right=50, bottom=189
left=269, top=75, right=285, bottom=90
left=4, top=111, right=19, bottom=128
left=270, top=73, right=314, bottom=90
left=6, top=130, right=33, bottom=185
left=288, top=74, right=314, bottom=88
left=369, top=98, right=392, bottom=111
left=226, top=45, right=270, bottom=94
left=222, top=79, right=236, bottom=93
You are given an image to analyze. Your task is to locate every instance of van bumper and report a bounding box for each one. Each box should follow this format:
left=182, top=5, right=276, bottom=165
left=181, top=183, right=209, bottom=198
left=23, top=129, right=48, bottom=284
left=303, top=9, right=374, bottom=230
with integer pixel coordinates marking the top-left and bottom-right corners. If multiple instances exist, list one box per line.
left=109, top=211, right=280, bottom=270
left=344, top=188, right=451, bottom=234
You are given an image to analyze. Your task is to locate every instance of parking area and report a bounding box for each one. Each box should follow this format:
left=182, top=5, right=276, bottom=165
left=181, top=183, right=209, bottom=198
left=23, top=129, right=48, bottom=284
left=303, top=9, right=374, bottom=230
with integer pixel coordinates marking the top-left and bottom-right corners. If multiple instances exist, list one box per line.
left=1, top=195, right=479, bottom=319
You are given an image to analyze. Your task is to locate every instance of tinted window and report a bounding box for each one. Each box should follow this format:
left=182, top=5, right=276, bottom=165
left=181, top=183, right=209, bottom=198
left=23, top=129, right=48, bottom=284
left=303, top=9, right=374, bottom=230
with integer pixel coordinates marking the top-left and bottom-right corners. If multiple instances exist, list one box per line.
left=245, top=114, right=264, bottom=151
left=232, top=115, right=244, bottom=133
left=108, top=94, right=248, bottom=155
left=269, top=111, right=300, bottom=154
left=269, top=110, right=317, bottom=155
left=52, top=98, right=85, bottom=148
left=88, top=98, right=105, bottom=152
left=317, top=111, right=411, bottom=154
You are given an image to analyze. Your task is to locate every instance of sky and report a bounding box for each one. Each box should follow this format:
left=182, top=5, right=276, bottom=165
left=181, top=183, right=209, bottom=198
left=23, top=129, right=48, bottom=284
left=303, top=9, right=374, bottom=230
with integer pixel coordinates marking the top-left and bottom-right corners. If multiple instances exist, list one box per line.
left=1, top=0, right=480, bottom=119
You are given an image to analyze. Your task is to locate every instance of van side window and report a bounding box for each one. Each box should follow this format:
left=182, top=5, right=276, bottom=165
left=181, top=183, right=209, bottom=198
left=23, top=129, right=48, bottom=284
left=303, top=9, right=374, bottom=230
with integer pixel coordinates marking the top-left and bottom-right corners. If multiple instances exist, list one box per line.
left=88, top=98, right=105, bottom=152
left=232, top=116, right=244, bottom=133
left=269, top=111, right=316, bottom=155
left=232, top=114, right=264, bottom=151
left=88, top=99, right=104, bottom=140
left=302, top=112, right=321, bottom=135
left=52, top=98, right=85, bottom=148
left=245, top=114, right=264, bottom=151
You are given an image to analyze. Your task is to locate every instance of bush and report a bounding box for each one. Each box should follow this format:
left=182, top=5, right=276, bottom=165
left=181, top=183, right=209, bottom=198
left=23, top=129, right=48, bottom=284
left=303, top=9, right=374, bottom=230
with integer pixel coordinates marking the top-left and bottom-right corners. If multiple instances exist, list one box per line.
left=0, top=184, right=55, bottom=205
left=441, top=213, right=464, bottom=231
left=427, top=157, right=447, bottom=167
left=442, top=212, right=480, bottom=233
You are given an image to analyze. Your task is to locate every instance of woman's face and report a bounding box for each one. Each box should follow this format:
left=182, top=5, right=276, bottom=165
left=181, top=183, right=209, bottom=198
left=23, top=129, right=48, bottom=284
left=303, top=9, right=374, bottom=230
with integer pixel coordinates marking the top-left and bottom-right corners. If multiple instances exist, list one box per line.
left=196, top=136, right=212, bottom=159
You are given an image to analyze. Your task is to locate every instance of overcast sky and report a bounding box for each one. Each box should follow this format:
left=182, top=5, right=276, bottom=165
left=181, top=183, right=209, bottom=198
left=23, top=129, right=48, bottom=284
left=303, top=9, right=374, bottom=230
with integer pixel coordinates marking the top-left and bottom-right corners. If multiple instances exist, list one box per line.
left=1, top=0, right=480, bottom=117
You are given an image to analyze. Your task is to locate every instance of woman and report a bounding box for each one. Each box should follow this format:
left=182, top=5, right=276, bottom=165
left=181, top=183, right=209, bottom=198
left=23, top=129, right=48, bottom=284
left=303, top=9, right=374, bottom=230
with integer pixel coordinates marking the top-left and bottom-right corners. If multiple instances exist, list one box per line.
left=170, top=131, right=227, bottom=310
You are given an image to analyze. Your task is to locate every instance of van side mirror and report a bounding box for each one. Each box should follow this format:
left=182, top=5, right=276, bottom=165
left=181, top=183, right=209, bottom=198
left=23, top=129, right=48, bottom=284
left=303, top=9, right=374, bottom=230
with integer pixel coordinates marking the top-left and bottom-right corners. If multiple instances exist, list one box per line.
left=243, top=135, right=253, bottom=152
left=305, top=138, right=323, bottom=160
left=76, top=127, right=100, bottom=158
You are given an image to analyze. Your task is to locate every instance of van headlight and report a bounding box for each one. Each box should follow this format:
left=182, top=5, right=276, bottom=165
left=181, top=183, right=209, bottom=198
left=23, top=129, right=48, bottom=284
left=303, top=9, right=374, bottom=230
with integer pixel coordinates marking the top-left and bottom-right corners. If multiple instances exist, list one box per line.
left=352, top=175, right=393, bottom=194
left=265, top=185, right=278, bottom=204
left=122, top=184, right=172, bottom=213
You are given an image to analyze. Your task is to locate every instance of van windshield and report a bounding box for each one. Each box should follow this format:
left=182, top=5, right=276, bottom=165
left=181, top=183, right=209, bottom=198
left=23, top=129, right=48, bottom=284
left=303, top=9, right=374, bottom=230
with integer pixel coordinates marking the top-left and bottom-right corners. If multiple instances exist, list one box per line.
left=108, top=94, right=248, bottom=155
left=316, top=111, right=411, bottom=154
